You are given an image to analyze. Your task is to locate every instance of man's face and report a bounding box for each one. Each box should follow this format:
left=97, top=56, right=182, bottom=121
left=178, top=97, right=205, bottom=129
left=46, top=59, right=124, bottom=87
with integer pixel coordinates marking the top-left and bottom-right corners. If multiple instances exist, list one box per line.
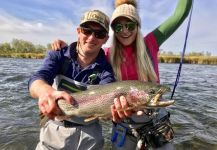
left=77, top=22, right=108, bottom=56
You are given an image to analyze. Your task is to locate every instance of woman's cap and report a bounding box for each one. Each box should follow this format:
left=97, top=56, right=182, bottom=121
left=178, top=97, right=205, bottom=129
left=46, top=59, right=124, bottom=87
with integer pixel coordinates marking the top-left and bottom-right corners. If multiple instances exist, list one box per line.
left=111, top=1, right=141, bottom=26
left=80, top=10, right=110, bottom=32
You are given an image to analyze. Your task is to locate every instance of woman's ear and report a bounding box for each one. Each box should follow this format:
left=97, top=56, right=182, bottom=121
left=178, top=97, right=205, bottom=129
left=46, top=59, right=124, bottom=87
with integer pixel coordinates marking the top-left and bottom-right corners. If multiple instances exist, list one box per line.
left=76, top=27, right=81, bottom=41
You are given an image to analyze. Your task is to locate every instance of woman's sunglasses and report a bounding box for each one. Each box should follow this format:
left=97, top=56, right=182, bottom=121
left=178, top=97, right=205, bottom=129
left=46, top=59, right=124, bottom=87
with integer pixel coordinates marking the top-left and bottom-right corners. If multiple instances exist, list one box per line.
left=80, top=26, right=107, bottom=39
left=113, top=22, right=137, bottom=33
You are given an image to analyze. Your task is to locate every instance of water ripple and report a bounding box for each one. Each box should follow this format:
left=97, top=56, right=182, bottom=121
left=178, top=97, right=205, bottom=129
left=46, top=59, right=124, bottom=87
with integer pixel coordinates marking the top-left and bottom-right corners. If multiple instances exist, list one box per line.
left=0, top=58, right=217, bottom=149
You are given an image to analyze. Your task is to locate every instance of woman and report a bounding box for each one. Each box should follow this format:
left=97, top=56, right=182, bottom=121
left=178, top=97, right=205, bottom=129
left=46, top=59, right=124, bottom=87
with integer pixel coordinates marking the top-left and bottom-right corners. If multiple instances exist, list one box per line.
left=51, top=0, right=192, bottom=149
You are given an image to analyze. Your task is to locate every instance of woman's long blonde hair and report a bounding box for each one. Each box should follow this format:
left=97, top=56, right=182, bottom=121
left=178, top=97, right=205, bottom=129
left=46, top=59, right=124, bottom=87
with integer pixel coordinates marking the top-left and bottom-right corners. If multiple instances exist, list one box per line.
left=109, top=27, right=158, bottom=82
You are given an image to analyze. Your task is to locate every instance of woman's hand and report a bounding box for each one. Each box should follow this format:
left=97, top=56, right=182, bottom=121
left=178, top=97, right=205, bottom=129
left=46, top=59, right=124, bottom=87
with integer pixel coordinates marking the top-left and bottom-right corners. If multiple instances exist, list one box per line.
left=51, top=39, right=67, bottom=50
left=111, top=96, right=145, bottom=123
left=111, top=96, right=132, bottom=123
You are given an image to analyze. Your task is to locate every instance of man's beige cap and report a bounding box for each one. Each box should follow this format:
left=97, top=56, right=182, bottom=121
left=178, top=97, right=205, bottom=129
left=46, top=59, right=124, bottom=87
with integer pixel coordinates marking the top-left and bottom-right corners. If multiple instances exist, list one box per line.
left=80, top=10, right=110, bottom=32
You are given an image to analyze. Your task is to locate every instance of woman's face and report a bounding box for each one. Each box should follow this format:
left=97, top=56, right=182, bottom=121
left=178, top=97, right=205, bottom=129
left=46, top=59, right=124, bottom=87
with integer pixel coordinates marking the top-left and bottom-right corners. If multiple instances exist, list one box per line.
left=112, top=17, right=138, bottom=47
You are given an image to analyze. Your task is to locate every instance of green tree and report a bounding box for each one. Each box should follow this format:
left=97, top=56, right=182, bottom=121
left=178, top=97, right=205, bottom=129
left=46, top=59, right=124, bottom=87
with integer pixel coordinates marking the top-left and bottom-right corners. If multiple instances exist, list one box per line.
left=47, top=43, right=52, bottom=50
left=0, top=42, right=12, bottom=52
left=11, top=39, right=36, bottom=53
left=35, top=44, right=46, bottom=53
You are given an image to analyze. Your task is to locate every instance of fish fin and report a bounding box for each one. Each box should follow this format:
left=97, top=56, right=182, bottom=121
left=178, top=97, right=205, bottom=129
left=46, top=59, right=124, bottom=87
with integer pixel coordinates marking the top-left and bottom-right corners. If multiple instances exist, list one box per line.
left=55, top=115, right=70, bottom=121
left=84, top=116, right=98, bottom=122
left=85, top=114, right=111, bottom=122
left=98, top=116, right=111, bottom=121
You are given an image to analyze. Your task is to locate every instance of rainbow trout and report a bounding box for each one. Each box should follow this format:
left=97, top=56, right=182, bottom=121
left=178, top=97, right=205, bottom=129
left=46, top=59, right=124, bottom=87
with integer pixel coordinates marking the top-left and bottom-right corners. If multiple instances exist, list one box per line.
left=57, top=80, right=174, bottom=121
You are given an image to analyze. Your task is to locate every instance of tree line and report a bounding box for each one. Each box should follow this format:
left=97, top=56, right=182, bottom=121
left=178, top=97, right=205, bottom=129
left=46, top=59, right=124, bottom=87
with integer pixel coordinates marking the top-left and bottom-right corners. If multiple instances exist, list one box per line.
left=0, top=39, right=214, bottom=57
left=0, top=39, right=52, bottom=54
left=0, top=39, right=216, bottom=64
left=159, top=50, right=213, bottom=57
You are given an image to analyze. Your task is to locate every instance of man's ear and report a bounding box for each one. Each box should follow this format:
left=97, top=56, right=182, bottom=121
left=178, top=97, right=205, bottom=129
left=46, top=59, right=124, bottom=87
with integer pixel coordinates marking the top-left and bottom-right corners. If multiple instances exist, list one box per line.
left=77, top=27, right=81, bottom=34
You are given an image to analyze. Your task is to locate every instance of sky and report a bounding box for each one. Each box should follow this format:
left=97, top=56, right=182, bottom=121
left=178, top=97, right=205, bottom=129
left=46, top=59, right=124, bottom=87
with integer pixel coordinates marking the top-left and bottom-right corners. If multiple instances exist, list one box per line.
left=0, top=0, right=217, bottom=56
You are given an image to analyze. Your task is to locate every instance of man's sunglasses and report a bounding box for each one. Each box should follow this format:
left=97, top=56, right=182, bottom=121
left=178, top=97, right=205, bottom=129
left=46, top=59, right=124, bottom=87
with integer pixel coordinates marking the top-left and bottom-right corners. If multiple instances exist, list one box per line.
left=80, top=26, right=107, bottom=39
left=113, top=22, right=137, bottom=33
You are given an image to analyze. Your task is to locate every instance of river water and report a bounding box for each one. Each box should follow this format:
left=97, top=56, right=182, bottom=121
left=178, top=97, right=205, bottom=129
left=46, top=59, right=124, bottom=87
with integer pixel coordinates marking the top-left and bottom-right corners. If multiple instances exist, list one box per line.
left=0, top=58, right=216, bottom=150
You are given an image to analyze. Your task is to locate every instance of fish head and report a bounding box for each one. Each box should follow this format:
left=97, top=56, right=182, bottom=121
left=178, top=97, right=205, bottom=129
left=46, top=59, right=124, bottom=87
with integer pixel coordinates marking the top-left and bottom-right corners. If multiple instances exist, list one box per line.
left=146, top=84, right=170, bottom=98
left=144, top=84, right=174, bottom=107
left=126, top=82, right=173, bottom=108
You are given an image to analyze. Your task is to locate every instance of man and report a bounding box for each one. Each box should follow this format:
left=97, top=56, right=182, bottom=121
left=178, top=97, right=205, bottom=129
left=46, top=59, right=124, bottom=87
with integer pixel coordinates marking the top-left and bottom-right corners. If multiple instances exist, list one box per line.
left=28, top=10, right=115, bottom=150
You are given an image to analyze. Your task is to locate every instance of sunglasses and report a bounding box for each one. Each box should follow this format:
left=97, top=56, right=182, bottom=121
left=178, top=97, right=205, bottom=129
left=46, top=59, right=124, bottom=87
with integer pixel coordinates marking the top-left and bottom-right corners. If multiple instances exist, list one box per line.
left=113, top=22, right=137, bottom=33
left=80, top=26, right=107, bottom=39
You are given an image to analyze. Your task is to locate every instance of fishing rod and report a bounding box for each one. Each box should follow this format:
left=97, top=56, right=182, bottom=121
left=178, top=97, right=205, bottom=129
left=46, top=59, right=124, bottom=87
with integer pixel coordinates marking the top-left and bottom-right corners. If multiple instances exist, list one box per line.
left=171, top=0, right=194, bottom=99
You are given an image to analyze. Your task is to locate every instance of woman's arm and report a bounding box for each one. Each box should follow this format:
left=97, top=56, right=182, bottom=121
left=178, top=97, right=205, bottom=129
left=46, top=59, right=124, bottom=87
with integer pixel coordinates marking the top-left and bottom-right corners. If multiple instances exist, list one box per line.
left=152, top=0, right=192, bottom=47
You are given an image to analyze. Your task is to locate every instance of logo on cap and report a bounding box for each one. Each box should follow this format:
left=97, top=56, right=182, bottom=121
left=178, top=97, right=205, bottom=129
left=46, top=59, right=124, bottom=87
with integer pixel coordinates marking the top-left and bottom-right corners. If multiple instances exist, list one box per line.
left=80, top=10, right=109, bottom=32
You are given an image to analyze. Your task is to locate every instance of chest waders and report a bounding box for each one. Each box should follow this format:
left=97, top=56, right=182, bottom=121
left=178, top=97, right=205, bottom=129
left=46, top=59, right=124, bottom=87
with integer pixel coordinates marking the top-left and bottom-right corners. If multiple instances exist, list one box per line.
left=39, top=57, right=87, bottom=127
left=39, top=57, right=70, bottom=127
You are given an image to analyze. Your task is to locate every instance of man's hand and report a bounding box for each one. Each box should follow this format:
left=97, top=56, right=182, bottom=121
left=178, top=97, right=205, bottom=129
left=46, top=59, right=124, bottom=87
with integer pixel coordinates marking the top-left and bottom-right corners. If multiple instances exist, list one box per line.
left=29, top=80, right=73, bottom=119
left=51, top=39, right=67, bottom=50
left=38, top=90, right=73, bottom=119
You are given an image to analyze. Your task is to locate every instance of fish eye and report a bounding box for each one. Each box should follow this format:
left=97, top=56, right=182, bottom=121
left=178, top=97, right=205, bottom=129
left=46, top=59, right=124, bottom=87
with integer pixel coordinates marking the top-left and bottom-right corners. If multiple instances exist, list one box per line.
left=148, top=89, right=156, bottom=94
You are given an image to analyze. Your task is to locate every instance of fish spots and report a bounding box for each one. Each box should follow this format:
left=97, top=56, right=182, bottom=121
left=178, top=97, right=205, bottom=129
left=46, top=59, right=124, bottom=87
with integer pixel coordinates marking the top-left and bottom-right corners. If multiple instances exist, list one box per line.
left=88, top=91, right=96, bottom=95
left=116, top=86, right=123, bottom=90
left=128, top=89, right=149, bottom=104
left=130, top=86, right=139, bottom=91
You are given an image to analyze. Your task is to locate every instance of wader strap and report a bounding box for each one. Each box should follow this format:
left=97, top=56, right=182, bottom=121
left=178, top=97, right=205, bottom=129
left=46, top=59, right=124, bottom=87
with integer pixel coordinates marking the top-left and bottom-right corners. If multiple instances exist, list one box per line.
left=60, top=56, right=71, bottom=75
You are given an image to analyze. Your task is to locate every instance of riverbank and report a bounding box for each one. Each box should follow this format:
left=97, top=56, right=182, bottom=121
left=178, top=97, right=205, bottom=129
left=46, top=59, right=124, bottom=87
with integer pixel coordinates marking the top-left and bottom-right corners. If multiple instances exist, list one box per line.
left=0, top=52, right=217, bottom=65
left=0, top=52, right=44, bottom=59
left=158, top=55, right=217, bottom=65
